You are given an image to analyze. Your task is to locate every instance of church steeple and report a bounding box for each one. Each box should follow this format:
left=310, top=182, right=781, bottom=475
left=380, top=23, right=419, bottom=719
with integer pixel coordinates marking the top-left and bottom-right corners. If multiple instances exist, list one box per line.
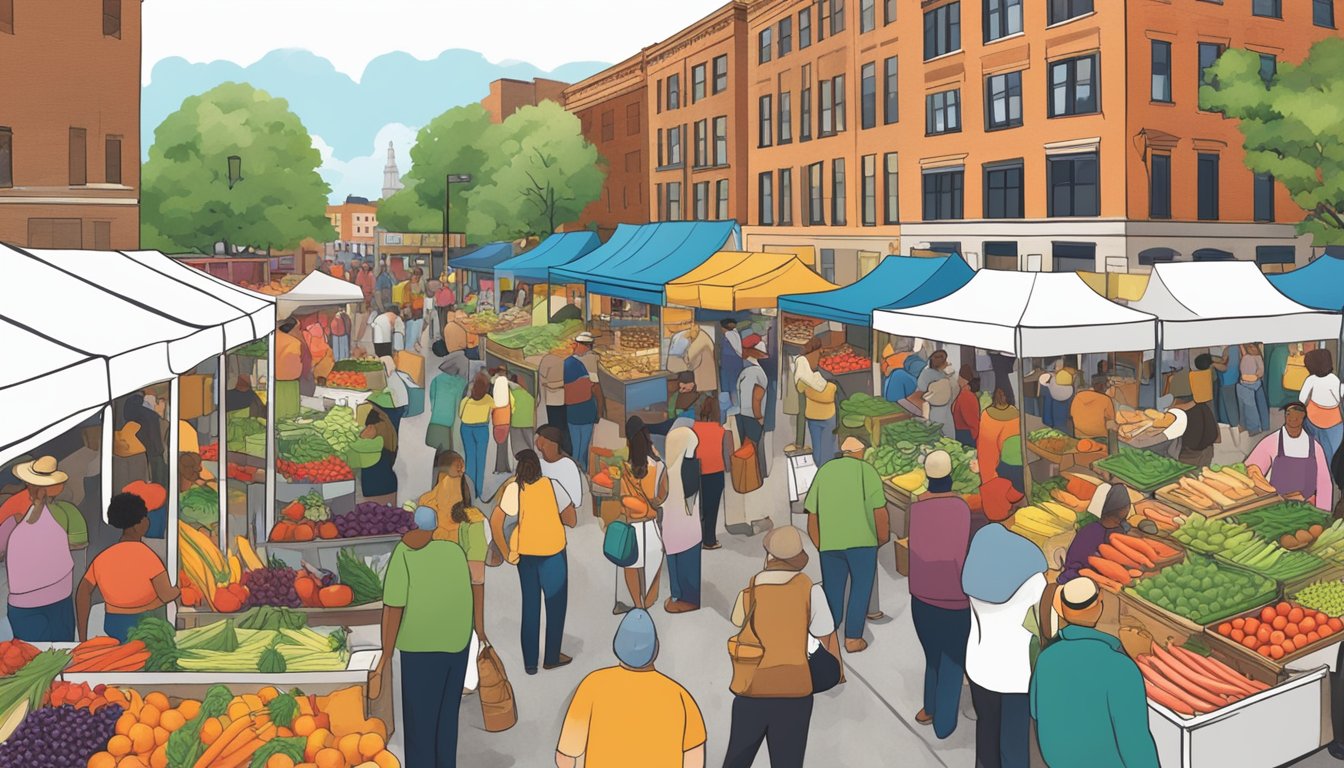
left=382, top=141, right=403, bottom=200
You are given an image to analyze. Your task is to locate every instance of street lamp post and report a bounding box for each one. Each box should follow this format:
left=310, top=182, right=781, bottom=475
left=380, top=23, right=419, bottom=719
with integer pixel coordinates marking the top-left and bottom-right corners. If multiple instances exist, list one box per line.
left=444, top=173, right=473, bottom=272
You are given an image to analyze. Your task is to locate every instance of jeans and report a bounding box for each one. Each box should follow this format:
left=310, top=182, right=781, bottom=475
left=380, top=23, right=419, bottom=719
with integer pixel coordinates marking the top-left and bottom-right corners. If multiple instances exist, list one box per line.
left=401, top=648, right=470, bottom=768
left=545, top=405, right=572, bottom=455
left=1237, top=381, right=1267, bottom=433
left=819, top=546, right=877, bottom=640
left=568, top=422, right=594, bottom=469
left=911, top=597, right=971, bottom=739
left=8, top=596, right=75, bottom=642
left=970, top=681, right=1030, bottom=768
left=1308, top=421, right=1344, bottom=466
left=1217, top=379, right=1240, bottom=426
left=955, top=428, right=975, bottom=449
left=722, top=695, right=813, bottom=768
left=406, top=318, right=423, bottom=350
left=460, top=423, right=489, bottom=503
left=666, top=546, right=702, bottom=606
left=331, top=334, right=350, bottom=361
left=807, top=416, right=837, bottom=469
left=103, top=611, right=152, bottom=643
left=700, top=471, right=725, bottom=546
left=736, top=415, right=767, bottom=479
left=517, top=550, right=568, bottom=671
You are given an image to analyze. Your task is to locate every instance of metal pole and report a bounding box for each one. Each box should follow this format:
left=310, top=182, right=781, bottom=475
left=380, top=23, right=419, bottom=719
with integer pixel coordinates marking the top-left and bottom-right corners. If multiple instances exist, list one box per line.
left=167, top=376, right=180, bottom=628
left=265, top=334, right=276, bottom=543
left=1015, top=329, right=1032, bottom=503
left=216, top=353, right=228, bottom=551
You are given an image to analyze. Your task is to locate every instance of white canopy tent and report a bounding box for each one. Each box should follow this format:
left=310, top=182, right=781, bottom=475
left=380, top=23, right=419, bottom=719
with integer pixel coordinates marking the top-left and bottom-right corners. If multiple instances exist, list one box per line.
left=1129, top=261, right=1343, bottom=350
left=0, top=319, right=109, bottom=466
left=872, top=270, right=1157, bottom=357
left=277, top=271, right=364, bottom=319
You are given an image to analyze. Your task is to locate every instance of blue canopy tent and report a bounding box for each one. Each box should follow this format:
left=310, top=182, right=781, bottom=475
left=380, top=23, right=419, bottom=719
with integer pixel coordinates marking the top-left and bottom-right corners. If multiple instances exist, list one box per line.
left=1269, top=252, right=1344, bottom=311
left=448, top=241, right=514, bottom=305
left=549, top=221, right=740, bottom=305
left=494, top=232, right=600, bottom=282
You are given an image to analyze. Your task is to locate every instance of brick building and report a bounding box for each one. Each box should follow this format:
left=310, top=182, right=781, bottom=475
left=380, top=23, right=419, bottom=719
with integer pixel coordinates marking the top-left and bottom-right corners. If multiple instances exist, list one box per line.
left=481, top=78, right=570, bottom=123
left=563, top=53, right=651, bottom=237
left=0, top=0, right=141, bottom=249
left=326, top=196, right=379, bottom=256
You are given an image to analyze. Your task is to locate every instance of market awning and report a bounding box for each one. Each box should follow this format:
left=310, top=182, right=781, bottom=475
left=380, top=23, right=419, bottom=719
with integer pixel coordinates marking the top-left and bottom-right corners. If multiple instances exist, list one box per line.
left=1131, top=261, right=1342, bottom=349
left=448, top=242, right=515, bottom=275
left=494, top=232, right=600, bottom=282
left=549, top=221, right=740, bottom=305
left=873, top=270, right=1157, bottom=357
left=0, top=318, right=110, bottom=465
left=1269, top=253, right=1344, bottom=311
left=123, top=250, right=277, bottom=344
left=277, top=270, right=365, bottom=319
left=777, top=255, right=974, bottom=327
left=665, top=251, right=837, bottom=311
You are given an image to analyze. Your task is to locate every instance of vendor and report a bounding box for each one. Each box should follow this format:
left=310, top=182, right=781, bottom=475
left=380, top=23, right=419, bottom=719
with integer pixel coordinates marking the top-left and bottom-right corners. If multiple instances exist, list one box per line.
left=1060, top=484, right=1132, bottom=582
left=788, top=338, right=827, bottom=451
left=977, top=387, right=1021, bottom=490
left=735, top=334, right=770, bottom=480
left=224, top=375, right=263, bottom=417
left=1070, top=375, right=1116, bottom=442
left=951, top=366, right=981, bottom=449
left=1246, top=403, right=1332, bottom=510
left=1170, top=362, right=1219, bottom=466
left=883, top=355, right=922, bottom=406
left=918, top=350, right=956, bottom=439
left=75, top=492, right=179, bottom=642
left=1039, top=366, right=1075, bottom=431
left=1, top=456, right=77, bottom=641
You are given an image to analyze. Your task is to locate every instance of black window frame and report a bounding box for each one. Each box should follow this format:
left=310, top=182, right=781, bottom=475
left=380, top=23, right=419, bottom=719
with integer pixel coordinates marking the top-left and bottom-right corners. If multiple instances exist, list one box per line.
left=1254, top=172, right=1275, bottom=222
left=1149, top=153, right=1171, bottom=219
left=925, top=88, right=961, bottom=136
left=716, top=180, right=730, bottom=220
left=807, top=162, right=826, bottom=226
left=1048, top=54, right=1099, bottom=118
left=1198, top=43, right=1224, bottom=91
left=884, top=153, right=899, bottom=224
left=1048, top=0, right=1092, bottom=25
left=666, top=181, right=682, bottom=220
left=0, top=127, right=11, bottom=188
left=1047, top=151, right=1100, bottom=218
left=692, top=64, right=706, bottom=103
left=693, top=119, right=708, bottom=168
left=778, top=91, right=793, bottom=144
left=818, top=0, right=829, bottom=42
left=693, top=181, right=710, bottom=221
left=884, top=0, right=897, bottom=25
left=759, top=28, right=773, bottom=64
left=820, top=79, right=834, bottom=136
left=779, top=17, right=793, bottom=57
left=985, top=70, right=1022, bottom=130
left=779, top=168, right=794, bottom=225
left=983, top=160, right=1024, bottom=219
left=831, top=0, right=846, bottom=34
left=983, top=0, right=1022, bottom=43
left=883, top=56, right=899, bottom=124
left=667, top=125, right=683, bottom=167
left=713, top=55, right=729, bottom=94
left=1252, top=0, right=1281, bottom=18
left=1052, top=242, right=1097, bottom=273
left=760, top=171, right=775, bottom=225
left=759, top=95, right=774, bottom=148
left=1151, top=40, right=1172, bottom=103
left=923, top=2, right=962, bottom=61
left=832, top=157, right=847, bottom=226
left=799, top=8, right=813, bottom=48
left=861, top=62, right=878, bottom=130
left=801, top=65, right=814, bottom=142
left=1316, top=0, right=1336, bottom=27
left=922, top=168, right=965, bottom=221
left=834, top=75, right=847, bottom=132
left=1197, top=152, right=1220, bottom=221
left=713, top=116, right=728, bottom=165
left=862, top=154, right=877, bottom=226
left=860, top=0, right=876, bottom=32
left=667, top=74, right=681, bottom=110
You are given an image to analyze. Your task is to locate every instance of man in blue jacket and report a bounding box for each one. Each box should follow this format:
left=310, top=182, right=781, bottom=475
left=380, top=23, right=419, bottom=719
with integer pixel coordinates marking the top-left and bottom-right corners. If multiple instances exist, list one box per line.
left=1030, top=577, right=1158, bottom=768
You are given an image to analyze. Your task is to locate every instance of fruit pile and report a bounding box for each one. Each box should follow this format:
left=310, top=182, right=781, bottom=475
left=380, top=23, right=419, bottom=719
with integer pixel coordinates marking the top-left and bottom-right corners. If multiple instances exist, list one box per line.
left=179, top=524, right=261, bottom=614
left=333, top=503, right=415, bottom=538
left=269, top=500, right=341, bottom=543
left=241, top=566, right=303, bottom=610
left=489, top=318, right=584, bottom=356
left=277, top=457, right=353, bottom=484
left=0, top=703, right=121, bottom=768
left=1292, top=579, right=1344, bottom=616
left=1137, top=641, right=1268, bottom=716
left=324, top=371, right=368, bottom=390
left=0, top=640, right=39, bottom=676
left=1127, top=558, right=1277, bottom=626
left=818, top=346, right=869, bottom=375
left=41, top=682, right=111, bottom=712
left=1093, top=446, right=1196, bottom=491
left=1215, top=601, right=1343, bottom=660
left=226, top=464, right=263, bottom=484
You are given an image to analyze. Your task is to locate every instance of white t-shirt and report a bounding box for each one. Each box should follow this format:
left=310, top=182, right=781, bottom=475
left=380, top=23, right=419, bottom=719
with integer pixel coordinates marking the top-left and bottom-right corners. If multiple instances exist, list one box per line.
left=1278, top=428, right=1313, bottom=459
left=369, top=313, right=404, bottom=344
left=1300, top=374, right=1344, bottom=409
left=499, top=478, right=573, bottom=517
left=541, top=456, right=584, bottom=508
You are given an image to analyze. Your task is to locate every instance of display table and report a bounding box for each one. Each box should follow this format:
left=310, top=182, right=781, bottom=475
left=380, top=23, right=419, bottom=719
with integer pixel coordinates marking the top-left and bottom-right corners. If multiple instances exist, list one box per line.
left=175, top=602, right=385, bottom=630
left=598, top=366, right=668, bottom=432
left=484, top=339, right=541, bottom=394
left=267, top=532, right=402, bottom=571
left=275, top=478, right=356, bottom=516
left=312, top=386, right=373, bottom=408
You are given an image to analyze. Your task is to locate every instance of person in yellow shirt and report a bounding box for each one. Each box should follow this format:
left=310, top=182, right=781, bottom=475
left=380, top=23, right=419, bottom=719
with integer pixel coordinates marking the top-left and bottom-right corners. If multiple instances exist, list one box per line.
left=556, top=609, right=706, bottom=768
left=1070, top=374, right=1117, bottom=441
left=799, top=374, right=839, bottom=468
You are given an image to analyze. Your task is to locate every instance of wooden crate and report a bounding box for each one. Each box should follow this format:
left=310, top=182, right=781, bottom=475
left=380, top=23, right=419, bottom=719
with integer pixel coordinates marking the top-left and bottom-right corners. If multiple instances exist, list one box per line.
left=1202, top=601, right=1344, bottom=684
left=1118, top=591, right=1278, bottom=686
left=867, top=411, right=911, bottom=446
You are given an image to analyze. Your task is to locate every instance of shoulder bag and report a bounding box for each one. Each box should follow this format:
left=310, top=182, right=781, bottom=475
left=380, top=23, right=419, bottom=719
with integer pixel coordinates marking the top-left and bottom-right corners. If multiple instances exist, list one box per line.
left=727, top=579, right=766, bottom=695
left=620, top=461, right=662, bottom=522
left=603, top=467, right=640, bottom=567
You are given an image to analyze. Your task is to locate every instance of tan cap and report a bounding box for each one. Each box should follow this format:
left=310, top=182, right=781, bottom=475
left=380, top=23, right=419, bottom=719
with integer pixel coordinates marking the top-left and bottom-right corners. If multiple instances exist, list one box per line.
left=923, top=449, right=952, bottom=480
left=13, top=456, right=67, bottom=487
left=763, top=526, right=809, bottom=570
left=1060, top=577, right=1100, bottom=613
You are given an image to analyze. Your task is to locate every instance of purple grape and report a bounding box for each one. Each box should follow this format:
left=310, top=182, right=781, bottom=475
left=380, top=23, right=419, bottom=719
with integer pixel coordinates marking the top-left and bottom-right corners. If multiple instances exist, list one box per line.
left=0, top=704, right=122, bottom=768
left=241, top=566, right=302, bottom=608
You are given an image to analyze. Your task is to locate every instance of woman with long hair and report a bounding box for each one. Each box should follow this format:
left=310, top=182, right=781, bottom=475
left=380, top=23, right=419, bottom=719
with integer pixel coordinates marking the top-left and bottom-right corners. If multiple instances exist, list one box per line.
left=660, top=425, right=703, bottom=612
left=458, top=371, right=494, bottom=503
left=621, top=416, right=669, bottom=610
left=358, top=406, right=399, bottom=505
left=1300, top=348, right=1344, bottom=464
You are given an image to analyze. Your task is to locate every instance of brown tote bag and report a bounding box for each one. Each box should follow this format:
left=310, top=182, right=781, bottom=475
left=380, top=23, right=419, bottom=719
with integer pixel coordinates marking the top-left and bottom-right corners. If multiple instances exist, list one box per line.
left=477, top=642, right=518, bottom=732
left=727, top=579, right=766, bottom=695
left=731, top=439, right=763, bottom=494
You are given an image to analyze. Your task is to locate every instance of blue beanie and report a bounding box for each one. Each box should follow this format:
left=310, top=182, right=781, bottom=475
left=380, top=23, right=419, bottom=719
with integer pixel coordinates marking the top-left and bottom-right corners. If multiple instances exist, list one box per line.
left=413, top=505, right=437, bottom=532
left=613, top=608, right=658, bottom=667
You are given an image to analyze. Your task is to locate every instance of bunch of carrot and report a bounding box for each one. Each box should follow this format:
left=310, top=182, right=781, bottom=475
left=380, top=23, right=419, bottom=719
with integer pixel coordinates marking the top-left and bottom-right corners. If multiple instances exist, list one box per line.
left=66, top=637, right=151, bottom=673
left=1080, top=532, right=1183, bottom=592
left=1137, top=641, right=1269, bottom=716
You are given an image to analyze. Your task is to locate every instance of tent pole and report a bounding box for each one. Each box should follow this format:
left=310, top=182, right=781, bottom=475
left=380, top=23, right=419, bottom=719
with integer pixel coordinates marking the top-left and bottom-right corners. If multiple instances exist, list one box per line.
left=1015, top=330, right=1032, bottom=503
left=167, top=376, right=180, bottom=628
left=216, top=353, right=228, bottom=551
left=100, top=404, right=114, bottom=524
left=265, top=334, right=277, bottom=544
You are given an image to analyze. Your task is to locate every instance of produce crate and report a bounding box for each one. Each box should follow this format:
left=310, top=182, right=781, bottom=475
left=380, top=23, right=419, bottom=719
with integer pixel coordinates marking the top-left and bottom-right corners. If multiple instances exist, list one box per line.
left=1118, top=589, right=1208, bottom=642
left=275, top=479, right=356, bottom=503
left=1202, top=602, right=1344, bottom=682
left=266, top=532, right=402, bottom=572
left=865, top=411, right=910, bottom=445
left=1157, top=490, right=1284, bottom=521
left=1091, top=450, right=1197, bottom=494
left=1026, top=439, right=1107, bottom=470
left=1283, top=564, right=1344, bottom=605
left=174, top=602, right=384, bottom=630
left=1214, top=551, right=1332, bottom=592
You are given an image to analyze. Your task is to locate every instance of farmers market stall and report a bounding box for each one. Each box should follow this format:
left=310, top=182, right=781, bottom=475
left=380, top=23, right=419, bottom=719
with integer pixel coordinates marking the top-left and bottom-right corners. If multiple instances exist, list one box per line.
left=493, top=231, right=600, bottom=325
left=1269, top=251, right=1344, bottom=312
left=448, top=241, right=514, bottom=310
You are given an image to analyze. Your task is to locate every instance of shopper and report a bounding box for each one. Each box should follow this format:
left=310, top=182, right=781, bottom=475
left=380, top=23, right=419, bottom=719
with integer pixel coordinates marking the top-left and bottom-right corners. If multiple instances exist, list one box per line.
left=1238, top=342, right=1269, bottom=434
left=719, top=318, right=744, bottom=410
left=907, top=450, right=971, bottom=739
left=1246, top=402, right=1332, bottom=510
left=951, top=366, right=982, bottom=449
left=75, top=492, right=180, bottom=642
left=962, top=523, right=1047, bottom=768
left=1301, top=348, right=1344, bottom=465
left=490, top=449, right=576, bottom=674
left=1173, top=389, right=1219, bottom=467
left=804, top=435, right=887, bottom=653
left=1040, top=367, right=1076, bottom=432
left=458, top=372, right=494, bottom=504
left=1070, top=374, right=1116, bottom=442
left=564, top=332, right=604, bottom=468
left=538, top=347, right=569, bottom=442
left=330, top=306, right=351, bottom=361
left=373, top=262, right=395, bottom=313
left=0, top=456, right=76, bottom=641
left=787, top=338, right=826, bottom=450
left=379, top=355, right=410, bottom=432
left=535, top=425, right=584, bottom=514
left=883, top=354, right=922, bottom=407
left=1061, top=483, right=1132, bottom=582
left=683, top=323, right=717, bottom=398
left=556, top=609, right=706, bottom=768
left=507, top=373, right=536, bottom=457
left=736, top=334, right=770, bottom=479
left=620, top=416, right=668, bottom=611
left=418, top=452, right=480, bottom=544
left=660, top=425, right=702, bottom=613
left=426, top=354, right=468, bottom=455
left=372, top=506, right=478, bottom=768
left=918, top=350, right=957, bottom=438
left=978, top=387, right=1022, bottom=490
left=1030, top=577, right=1159, bottom=768
left=491, top=367, right=514, bottom=474
left=799, top=358, right=839, bottom=469
left=691, top=397, right=732, bottom=550
left=358, top=406, right=399, bottom=505
left=224, top=375, right=264, bottom=417
left=723, top=526, right=838, bottom=768
left=368, top=307, right=404, bottom=359
left=122, top=392, right=167, bottom=485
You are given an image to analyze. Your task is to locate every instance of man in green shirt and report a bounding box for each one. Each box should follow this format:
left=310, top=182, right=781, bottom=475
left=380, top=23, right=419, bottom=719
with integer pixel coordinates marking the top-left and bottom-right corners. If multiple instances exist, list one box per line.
left=805, top=435, right=889, bottom=653
left=509, top=376, right=537, bottom=455
left=426, top=355, right=468, bottom=454
left=371, top=506, right=479, bottom=768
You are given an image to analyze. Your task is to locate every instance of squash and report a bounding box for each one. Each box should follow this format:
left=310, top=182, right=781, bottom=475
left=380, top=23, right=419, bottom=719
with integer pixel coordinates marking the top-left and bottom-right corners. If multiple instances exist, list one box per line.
left=318, top=584, right=354, bottom=608
left=236, top=536, right=266, bottom=571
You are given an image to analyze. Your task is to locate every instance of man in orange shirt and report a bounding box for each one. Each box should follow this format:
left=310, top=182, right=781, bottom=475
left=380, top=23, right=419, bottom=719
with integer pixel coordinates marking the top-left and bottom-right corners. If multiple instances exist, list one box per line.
left=75, top=492, right=179, bottom=642
left=1071, top=375, right=1117, bottom=441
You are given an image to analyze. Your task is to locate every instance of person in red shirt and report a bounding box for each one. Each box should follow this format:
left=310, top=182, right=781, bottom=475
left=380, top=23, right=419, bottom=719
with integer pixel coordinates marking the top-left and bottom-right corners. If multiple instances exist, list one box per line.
left=951, top=365, right=981, bottom=449
left=691, top=397, right=733, bottom=550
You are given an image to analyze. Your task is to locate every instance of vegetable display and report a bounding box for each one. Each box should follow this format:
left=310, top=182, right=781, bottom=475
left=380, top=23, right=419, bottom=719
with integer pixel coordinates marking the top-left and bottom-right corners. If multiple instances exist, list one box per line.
left=838, top=393, right=903, bottom=421
left=336, top=549, right=383, bottom=606
left=1157, top=465, right=1275, bottom=512
left=863, top=445, right=917, bottom=478
left=818, top=346, right=869, bottom=375
left=1133, top=500, right=1184, bottom=532
left=1136, top=641, right=1268, bottom=716
left=128, top=617, right=179, bottom=673
left=1213, top=536, right=1326, bottom=583
left=178, top=522, right=247, bottom=613
left=488, top=318, right=584, bottom=355
left=333, top=503, right=415, bottom=538
left=1027, top=428, right=1078, bottom=455
left=172, top=619, right=349, bottom=673
left=1127, top=558, right=1277, bottom=626
left=66, top=638, right=150, bottom=673
left=0, top=649, right=72, bottom=743
left=0, top=702, right=121, bottom=768
left=880, top=419, right=946, bottom=448
left=241, top=566, right=302, bottom=610
left=1171, top=515, right=1257, bottom=556
left=1077, top=532, right=1183, bottom=592
left=331, top=359, right=385, bottom=373
left=279, top=434, right=338, bottom=465
left=1291, top=579, right=1344, bottom=617
left=0, top=641, right=39, bottom=677
left=1215, top=601, right=1343, bottom=660
left=178, top=486, right=220, bottom=530
left=276, top=457, right=353, bottom=484
left=324, top=371, right=368, bottom=390
left=314, top=407, right=361, bottom=454
left=236, top=607, right=309, bottom=632
left=1093, top=446, right=1196, bottom=491
left=1009, top=503, right=1079, bottom=545
left=1234, top=501, right=1331, bottom=543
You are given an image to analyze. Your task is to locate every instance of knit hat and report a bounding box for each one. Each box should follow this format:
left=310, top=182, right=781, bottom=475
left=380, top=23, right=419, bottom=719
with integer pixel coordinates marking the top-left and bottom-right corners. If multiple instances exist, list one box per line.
left=923, top=450, right=952, bottom=480
left=614, top=608, right=658, bottom=667
left=1059, top=577, right=1101, bottom=625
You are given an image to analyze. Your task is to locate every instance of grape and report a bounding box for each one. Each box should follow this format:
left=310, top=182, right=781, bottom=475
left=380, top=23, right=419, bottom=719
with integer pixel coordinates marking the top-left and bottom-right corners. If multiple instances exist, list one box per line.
left=333, top=503, right=415, bottom=538
left=0, top=704, right=121, bottom=768
left=1293, top=580, right=1344, bottom=617
left=241, top=566, right=302, bottom=608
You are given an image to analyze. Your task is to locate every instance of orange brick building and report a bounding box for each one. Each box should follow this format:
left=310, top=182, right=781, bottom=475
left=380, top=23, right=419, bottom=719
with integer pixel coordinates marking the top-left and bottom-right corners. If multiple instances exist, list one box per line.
left=325, top=196, right=379, bottom=256
left=0, top=0, right=141, bottom=249
left=481, top=78, right=570, bottom=123
left=563, top=54, right=650, bottom=237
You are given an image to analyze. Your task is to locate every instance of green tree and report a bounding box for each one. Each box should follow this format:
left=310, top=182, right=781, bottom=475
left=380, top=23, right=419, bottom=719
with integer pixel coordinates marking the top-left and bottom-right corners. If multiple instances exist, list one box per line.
left=141, top=82, right=335, bottom=253
left=1201, top=39, right=1344, bottom=244
left=376, top=104, right=500, bottom=234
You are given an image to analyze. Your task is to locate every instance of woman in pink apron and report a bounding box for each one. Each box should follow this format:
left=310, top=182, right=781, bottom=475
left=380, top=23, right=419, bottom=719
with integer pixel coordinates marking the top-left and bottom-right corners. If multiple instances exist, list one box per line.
left=1247, top=403, right=1333, bottom=511
left=0, top=457, right=76, bottom=641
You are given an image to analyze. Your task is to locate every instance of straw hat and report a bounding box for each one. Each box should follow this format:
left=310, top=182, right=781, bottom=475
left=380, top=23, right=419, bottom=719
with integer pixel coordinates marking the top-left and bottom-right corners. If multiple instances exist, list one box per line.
left=13, top=456, right=67, bottom=487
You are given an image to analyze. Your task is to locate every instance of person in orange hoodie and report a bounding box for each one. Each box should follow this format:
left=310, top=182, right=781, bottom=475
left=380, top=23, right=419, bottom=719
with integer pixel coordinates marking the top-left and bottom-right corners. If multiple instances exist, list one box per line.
left=977, top=386, right=1021, bottom=490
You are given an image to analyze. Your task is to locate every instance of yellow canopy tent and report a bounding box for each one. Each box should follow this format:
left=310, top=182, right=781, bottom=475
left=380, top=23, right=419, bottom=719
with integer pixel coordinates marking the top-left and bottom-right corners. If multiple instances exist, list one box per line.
left=665, top=251, right=838, bottom=311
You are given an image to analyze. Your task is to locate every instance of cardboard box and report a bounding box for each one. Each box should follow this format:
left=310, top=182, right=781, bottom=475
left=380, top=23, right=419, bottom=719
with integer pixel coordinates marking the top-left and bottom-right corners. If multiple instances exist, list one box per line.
left=395, top=350, right=425, bottom=387
left=894, top=538, right=910, bottom=576
left=179, top=374, right=215, bottom=420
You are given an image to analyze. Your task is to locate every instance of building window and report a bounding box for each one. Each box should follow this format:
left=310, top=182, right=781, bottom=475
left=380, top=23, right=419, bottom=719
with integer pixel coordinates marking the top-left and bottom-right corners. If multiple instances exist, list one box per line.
left=1258, top=54, right=1277, bottom=85
left=832, top=0, right=846, bottom=34
left=779, top=169, right=794, bottom=225
left=759, top=95, right=774, bottom=147
left=0, top=127, right=11, bottom=188
left=667, top=126, right=683, bottom=166
left=1252, top=0, right=1281, bottom=18
left=779, top=17, right=793, bottom=56
left=1047, top=152, right=1099, bottom=217
left=985, top=71, right=1022, bottom=130
left=984, top=0, right=1022, bottom=43
left=1256, top=245, right=1295, bottom=272
left=668, top=74, right=681, bottom=110
left=1151, top=41, right=1172, bottom=103
left=984, top=161, right=1024, bottom=218
left=818, top=249, right=836, bottom=282
left=1138, top=248, right=1177, bottom=266
left=694, top=182, right=710, bottom=220
left=922, top=168, right=964, bottom=221
left=801, top=66, right=813, bottom=141
left=1149, top=153, right=1171, bottom=219
left=667, top=182, right=683, bottom=220
left=884, top=153, right=899, bottom=224
left=760, top=173, right=776, bottom=225
left=800, top=8, right=813, bottom=48
left=103, top=0, right=121, bottom=38
left=926, top=89, right=961, bottom=135
left=861, top=0, right=876, bottom=32
left=1254, top=172, right=1275, bottom=222
left=861, top=63, right=877, bottom=129
left=1048, top=0, right=1092, bottom=25
left=713, top=55, right=729, bottom=94
left=717, top=180, right=730, bottom=220
left=0, top=0, right=12, bottom=34
left=820, top=80, right=834, bottom=136
left=656, top=129, right=663, bottom=166
left=924, top=2, right=961, bottom=61
left=984, top=242, right=1019, bottom=270
left=713, top=116, right=728, bottom=165
left=655, top=82, right=662, bottom=115
left=1049, top=54, right=1099, bottom=117
left=1197, top=152, right=1219, bottom=220
left=834, top=76, right=847, bottom=132
left=807, top=162, right=825, bottom=225
left=105, top=135, right=122, bottom=185
left=819, top=0, right=830, bottom=42
left=601, top=110, right=615, bottom=142
left=759, top=28, right=773, bottom=64
left=1316, top=0, right=1336, bottom=27
left=69, top=127, right=87, bottom=186
left=779, top=92, right=793, bottom=144
left=626, top=103, right=641, bottom=135
left=883, top=57, right=899, bottom=124
left=1199, top=43, right=1224, bottom=89
left=1052, top=242, right=1097, bottom=272
left=692, top=64, right=706, bottom=103
left=885, top=0, right=897, bottom=24
left=832, top=158, right=847, bottom=225
left=862, top=155, right=877, bottom=226
left=694, top=120, right=708, bottom=167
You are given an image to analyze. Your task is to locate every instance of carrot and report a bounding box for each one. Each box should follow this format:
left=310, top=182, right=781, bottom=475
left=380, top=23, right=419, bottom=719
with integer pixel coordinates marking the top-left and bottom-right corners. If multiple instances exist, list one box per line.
left=193, top=715, right=254, bottom=767
left=1097, top=542, right=1141, bottom=569
left=102, top=651, right=151, bottom=671
left=1169, top=645, right=1267, bottom=694
left=1144, top=679, right=1196, bottom=715
left=71, top=637, right=120, bottom=654
left=1087, top=555, right=1133, bottom=584
left=1106, top=537, right=1157, bottom=569
left=1144, top=653, right=1228, bottom=710
left=67, top=640, right=146, bottom=671
left=1078, top=567, right=1123, bottom=593
left=1145, top=539, right=1181, bottom=560
left=1114, top=533, right=1162, bottom=562
left=1151, top=643, right=1247, bottom=698
left=1138, top=658, right=1215, bottom=713
left=214, top=737, right=265, bottom=768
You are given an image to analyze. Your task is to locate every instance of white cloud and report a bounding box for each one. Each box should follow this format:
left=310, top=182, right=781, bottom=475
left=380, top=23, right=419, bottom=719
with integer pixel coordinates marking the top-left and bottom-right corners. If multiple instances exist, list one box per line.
left=312, top=124, right=420, bottom=203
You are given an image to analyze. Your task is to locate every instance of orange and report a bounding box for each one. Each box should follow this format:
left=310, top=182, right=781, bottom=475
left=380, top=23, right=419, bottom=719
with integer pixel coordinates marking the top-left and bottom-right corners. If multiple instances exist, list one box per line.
left=314, top=748, right=344, bottom=768
left=358, top=732, right=386, bottom=760
left=293, top=714, right=317, bottom=737
left=305, top=728, right=333, bottom=761
left=199, top=717, right=223, bottom=746
left=258, top=686, right=280, bottom=704
left=139, top=704, right=161, bottom=728
left=119, top=757, right=148, bottom=768
left=144, top=692, right=170, bottom=712
left=116, top=712, right=137, bottom=736
left=266, top=755, right=297, bottom=768
left=177, top=700, right=201, bottom=720
left=106, top=735, right=133, bottom=758
left=149, top=745, right=168, bottom=768
left=372, top=750, right=400, bottom=768
left=159, top=709, right=186, bottom=732
left=153, top=726, right=170, bottom=746
left=337, top=733, right=362, bottom=764
left=129, top=722, right=156, bottom=754
left=88, top=751, right=117, bottom=768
